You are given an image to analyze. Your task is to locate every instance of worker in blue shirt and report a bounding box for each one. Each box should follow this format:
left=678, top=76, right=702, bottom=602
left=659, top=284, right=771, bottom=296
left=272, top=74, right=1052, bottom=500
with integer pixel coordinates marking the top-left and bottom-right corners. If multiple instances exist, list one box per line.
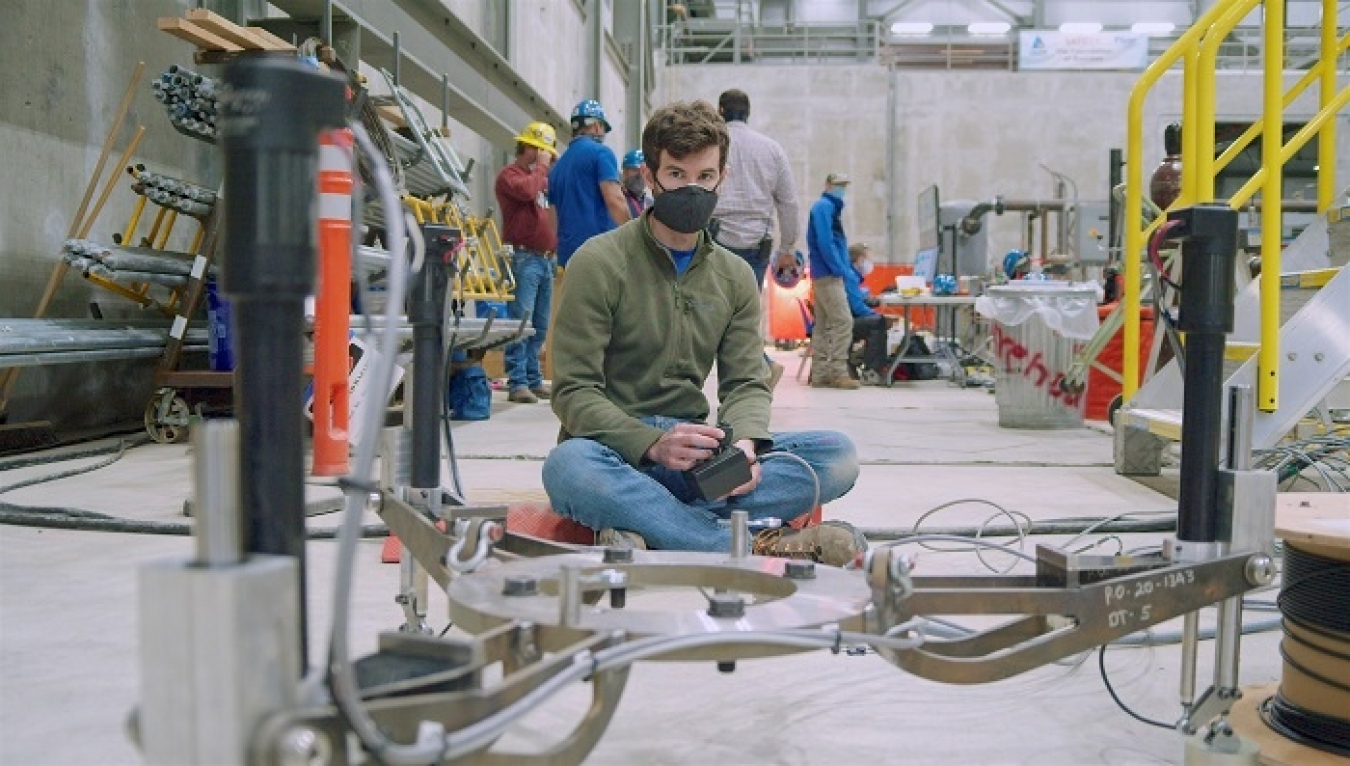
left=548, top=99, right=631, bottom=267
left=845, top=243, right=890, bottom=385
left=805, top=172, right=858, bottom=389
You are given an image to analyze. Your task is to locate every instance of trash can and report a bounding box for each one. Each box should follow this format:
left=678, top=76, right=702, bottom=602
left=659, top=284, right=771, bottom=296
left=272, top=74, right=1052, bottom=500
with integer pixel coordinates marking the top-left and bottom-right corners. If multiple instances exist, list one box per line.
left=976, top=283, right=1100, bottom=429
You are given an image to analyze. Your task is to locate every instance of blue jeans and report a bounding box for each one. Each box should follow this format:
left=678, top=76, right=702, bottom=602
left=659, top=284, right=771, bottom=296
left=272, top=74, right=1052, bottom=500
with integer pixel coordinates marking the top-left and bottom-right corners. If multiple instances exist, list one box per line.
left=505, top=250, right=553, bottom=392
left=722, top=243, right=773, bottom=367
left=542, top=416, right=859, bottom=551
left=723, top=243, right=769, bottom=289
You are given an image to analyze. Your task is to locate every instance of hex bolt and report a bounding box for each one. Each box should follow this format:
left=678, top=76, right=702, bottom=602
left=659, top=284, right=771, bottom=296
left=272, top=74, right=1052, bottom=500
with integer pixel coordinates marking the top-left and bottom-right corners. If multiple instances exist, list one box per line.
left=502, top=574, right=539, bottom=597
left=1314, top=353, right=1325, bottom=362
left=783, top=560, right=816, bottom=580
left=717, top=660, right=737, bottom=674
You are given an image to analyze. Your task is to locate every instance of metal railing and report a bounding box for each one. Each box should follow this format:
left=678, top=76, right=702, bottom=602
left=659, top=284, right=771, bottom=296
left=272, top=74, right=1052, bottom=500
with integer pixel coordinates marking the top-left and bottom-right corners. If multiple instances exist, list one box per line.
left=1121, top=0, right=1346, bottom=410
left=660, top=19, right=881, bottom=64
left=659, top=15, right=1346, bottom=71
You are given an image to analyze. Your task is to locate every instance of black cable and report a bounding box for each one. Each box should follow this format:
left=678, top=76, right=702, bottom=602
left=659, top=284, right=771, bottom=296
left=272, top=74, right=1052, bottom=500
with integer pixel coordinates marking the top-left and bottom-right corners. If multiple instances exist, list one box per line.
left=0, top=435, right=140, bottom=472
left=440, top=350, right=467, bottom=500
left=0, top=502, right=388, bottom=539
left=0, top=437, right=144, bottom=495
left=1279, top=545, right=1350, bottom=633
left=1097, top=644, right=1174, bottom=730
left=1263, top=544, right=1350, bottom=754
left=1260, top=694, right=1350, bottom=758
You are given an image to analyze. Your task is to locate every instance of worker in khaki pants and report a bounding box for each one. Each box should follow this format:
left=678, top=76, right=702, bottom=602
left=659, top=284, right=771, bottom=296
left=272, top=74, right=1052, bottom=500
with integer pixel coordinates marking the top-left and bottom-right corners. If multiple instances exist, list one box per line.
left=805, top=173, right=858, bottom=389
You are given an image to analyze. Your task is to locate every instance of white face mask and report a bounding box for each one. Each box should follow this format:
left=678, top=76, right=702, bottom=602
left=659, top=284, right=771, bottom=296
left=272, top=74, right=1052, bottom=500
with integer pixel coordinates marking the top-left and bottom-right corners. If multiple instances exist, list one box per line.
left=858, top=259, right=873, bottom=277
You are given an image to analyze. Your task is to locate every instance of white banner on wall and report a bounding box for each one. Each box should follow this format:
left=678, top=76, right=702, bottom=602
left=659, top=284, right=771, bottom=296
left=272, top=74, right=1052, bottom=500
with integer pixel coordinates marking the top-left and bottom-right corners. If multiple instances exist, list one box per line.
left=1018, top=31, right=1149, bottom=71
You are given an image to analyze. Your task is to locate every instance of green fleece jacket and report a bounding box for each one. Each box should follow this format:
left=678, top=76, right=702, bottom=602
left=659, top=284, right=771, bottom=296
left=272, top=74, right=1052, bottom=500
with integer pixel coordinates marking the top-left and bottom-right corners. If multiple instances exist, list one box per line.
left=551, top=212, right=772, bottom=467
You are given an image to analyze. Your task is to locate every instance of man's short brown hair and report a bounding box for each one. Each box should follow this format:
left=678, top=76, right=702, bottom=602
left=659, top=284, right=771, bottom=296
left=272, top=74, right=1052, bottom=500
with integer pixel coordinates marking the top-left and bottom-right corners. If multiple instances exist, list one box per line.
left=717, top=89, right=750, bottom=119
left=641, top=100, right=729, bottom=172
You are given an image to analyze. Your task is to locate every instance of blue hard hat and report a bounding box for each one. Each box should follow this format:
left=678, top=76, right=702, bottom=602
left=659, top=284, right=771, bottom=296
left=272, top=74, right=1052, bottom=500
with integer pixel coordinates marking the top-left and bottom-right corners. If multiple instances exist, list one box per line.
left=932, top=273, right=958, bottom=296
left=772, top=251, right=807, bottom=290
left=1002, top=250, right=1030, bottom=280
left=622, top=149, right=644, bottom=169
left=570, top=99, right=612, bottom=133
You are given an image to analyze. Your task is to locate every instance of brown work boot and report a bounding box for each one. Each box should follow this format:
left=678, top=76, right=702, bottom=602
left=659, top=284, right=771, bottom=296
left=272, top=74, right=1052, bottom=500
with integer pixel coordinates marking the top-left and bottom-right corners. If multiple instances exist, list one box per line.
left=530, top=383, right=552, bottom=400
left=752, top=520, right=867, bottom=568
left=811, top=375, right=860, bottom=390
left=508, top=388, right=539, bottom=404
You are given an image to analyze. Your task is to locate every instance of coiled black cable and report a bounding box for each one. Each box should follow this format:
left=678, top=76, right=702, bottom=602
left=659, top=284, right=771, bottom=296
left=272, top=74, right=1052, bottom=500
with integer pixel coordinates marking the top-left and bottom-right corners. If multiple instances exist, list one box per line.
left=1260, top=544, right=1350, bottom=756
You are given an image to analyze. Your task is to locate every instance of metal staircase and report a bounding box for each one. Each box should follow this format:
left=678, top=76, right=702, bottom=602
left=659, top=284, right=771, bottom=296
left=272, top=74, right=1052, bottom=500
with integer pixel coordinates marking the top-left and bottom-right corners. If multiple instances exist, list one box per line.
left=1115, top=211, right=1350, bottom=474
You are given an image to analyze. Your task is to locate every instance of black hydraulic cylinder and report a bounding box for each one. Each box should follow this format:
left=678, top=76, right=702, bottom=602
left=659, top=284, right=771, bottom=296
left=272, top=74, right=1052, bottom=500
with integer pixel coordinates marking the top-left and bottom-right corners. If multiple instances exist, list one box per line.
left=407, top=225, right=458, bottom=490
left=1168, top=205, right=1239, bottom=545
left=218, top=57, right=345, bottom=662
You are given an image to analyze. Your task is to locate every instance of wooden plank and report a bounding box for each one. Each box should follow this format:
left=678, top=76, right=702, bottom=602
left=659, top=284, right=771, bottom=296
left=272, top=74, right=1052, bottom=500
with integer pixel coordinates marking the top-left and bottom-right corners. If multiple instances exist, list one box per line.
left=157, top=17, right=245, bottom=52
left=247, top=26, right=296, bottom=51
left=184, top=9, right=276, bottom=50
left=377, top=103, right=408, bottom=130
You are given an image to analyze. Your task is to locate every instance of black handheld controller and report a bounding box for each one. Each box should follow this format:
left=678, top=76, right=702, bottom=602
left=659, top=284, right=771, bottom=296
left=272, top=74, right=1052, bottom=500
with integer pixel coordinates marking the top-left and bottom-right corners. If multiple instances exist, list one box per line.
left=684, top=423, right=753, bottom=501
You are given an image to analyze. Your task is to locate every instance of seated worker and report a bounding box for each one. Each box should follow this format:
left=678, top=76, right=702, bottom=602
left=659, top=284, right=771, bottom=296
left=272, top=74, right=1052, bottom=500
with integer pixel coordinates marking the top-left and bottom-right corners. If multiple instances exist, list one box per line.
left=846, top=243, right=891, bottom=386
left=541, top=100, right=866, bottom=567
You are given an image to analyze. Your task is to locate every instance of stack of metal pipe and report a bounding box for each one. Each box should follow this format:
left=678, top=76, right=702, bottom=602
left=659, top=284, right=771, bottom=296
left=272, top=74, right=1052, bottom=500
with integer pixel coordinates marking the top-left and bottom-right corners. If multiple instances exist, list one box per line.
left=128, top=165, right=217, bottom=218
left=151, top=64, right=217, bottom=142
left=62, top=239, right=198, bottom=288
left=0, top=319, right=208, bottom=369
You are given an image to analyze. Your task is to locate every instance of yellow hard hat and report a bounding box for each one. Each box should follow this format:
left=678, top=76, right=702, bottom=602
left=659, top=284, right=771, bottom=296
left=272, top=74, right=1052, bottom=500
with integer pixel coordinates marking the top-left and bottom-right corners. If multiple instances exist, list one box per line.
left=515, top=122, right=558, bottom=157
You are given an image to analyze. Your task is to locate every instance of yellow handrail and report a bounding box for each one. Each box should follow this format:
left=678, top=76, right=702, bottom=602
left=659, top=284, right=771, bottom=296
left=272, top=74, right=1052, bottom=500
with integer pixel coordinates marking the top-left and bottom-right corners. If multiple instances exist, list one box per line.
left=1195, top=0, right=1263, bottom=202
left=1227, top=86, right=1350, bottom=205
left=1211, top=33, right=1350, bottom=179
left=1121, top=0, right=1343, bottom=407
left=1123, top=0, right=1248, bottom=400
left=1319, top=0, right=1339, bottom=212
left=1258, top=0, right=1284, bottom=411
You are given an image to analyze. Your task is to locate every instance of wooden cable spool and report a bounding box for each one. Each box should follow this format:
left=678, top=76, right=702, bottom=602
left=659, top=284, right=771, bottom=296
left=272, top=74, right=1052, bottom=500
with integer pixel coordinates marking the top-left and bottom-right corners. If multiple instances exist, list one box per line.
left=1230, top=494, right=1350, bottom=765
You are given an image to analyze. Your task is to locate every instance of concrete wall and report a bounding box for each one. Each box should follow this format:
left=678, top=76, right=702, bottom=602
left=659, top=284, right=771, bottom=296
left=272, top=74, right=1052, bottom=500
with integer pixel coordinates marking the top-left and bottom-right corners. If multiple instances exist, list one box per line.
left=658, top=64, right=1350, bottom=268
left=0, top=0, right=215, bottom=428
left=1, top=0, right=1344, bottom=431
left=0, top=0, right=612, bottom=431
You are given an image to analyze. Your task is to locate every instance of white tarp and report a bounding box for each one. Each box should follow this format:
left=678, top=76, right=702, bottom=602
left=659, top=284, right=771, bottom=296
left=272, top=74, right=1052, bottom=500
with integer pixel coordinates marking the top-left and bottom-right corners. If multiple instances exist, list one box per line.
left=976, top=283, right=1102, bottom=340
left=1018, top=31, right=1149, bottom=71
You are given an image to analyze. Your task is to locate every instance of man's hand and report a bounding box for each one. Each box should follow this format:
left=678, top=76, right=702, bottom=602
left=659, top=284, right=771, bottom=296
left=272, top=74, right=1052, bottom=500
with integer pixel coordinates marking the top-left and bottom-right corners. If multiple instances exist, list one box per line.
left=722, top=439, right=762, bottom=499
left=773, top=250, right=797, bottom=272
left=534, top=150, right=553, bottom=172
left=644, top=422, right=725, bottom=471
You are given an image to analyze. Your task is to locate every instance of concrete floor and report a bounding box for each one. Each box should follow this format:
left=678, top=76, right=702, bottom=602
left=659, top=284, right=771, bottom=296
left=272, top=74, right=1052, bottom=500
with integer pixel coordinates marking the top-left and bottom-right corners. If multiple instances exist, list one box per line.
left=0, top=348, right=1289, bottom=766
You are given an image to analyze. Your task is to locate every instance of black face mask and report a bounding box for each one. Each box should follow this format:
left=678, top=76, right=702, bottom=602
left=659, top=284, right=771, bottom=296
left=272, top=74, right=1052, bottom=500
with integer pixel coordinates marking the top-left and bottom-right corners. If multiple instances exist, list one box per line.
left=651, top=178, right=720, bottom=234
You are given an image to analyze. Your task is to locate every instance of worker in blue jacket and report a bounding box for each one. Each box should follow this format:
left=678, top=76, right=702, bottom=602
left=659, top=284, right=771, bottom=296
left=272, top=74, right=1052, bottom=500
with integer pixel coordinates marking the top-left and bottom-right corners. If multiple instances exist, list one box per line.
left=845, top=243, right=890, bottom=385
left=805, top=172, right=857, bottom=388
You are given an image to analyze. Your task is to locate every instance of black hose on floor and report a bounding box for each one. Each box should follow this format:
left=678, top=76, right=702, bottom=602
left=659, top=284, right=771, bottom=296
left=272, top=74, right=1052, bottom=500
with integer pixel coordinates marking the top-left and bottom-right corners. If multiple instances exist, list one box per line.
left=0, top=501, right=389, bottom=539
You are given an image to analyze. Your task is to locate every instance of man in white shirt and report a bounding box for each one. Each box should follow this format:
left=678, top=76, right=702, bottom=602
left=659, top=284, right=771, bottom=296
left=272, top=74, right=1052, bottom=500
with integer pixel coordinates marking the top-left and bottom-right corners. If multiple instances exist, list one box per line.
left=710, top=89, right=801, bottom=388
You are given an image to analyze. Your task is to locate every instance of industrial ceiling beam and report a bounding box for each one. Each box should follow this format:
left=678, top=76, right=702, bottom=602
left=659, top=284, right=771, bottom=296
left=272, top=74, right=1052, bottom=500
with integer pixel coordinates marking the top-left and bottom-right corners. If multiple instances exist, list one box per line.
left=871, top=0, right=922, bottom=24
left=982, top=0, right=1030, bottom=26
left=267, top=0, right=564, bottom=150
